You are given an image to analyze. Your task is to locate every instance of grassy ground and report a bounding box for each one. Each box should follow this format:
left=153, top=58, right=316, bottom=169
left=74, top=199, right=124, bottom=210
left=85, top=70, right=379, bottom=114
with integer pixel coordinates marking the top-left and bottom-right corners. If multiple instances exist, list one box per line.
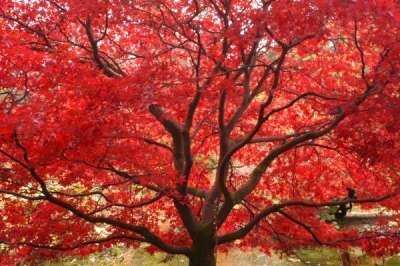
left=41, top=246, right=400, bottom=266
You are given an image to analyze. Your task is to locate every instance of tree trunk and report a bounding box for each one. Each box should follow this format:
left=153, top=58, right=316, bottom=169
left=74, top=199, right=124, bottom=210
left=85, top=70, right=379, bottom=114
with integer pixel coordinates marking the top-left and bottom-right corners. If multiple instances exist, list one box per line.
left=341, top=250, right=351, bottom=266
left=189, top=236, right=216, bottom=266
left=188, top=246, right=216, bottom=266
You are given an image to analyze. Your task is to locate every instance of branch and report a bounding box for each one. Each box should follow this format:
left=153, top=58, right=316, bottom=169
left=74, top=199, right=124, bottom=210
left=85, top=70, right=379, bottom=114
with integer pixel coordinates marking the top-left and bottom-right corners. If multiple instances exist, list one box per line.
left=278, top=210, right=322, bottom=245
left=46, top=191, right=190, bottom=254
left=217, top=189, right=400, bottom=244
left=187, top=187, right=207, bottom=198
left=148, top=104, right=189, bottom=190
left=144, top=138, right=173, bottom=153
left=0, top=234, right=144, bottom=251
left=0, top=189, right=45, bottom=201
left=0, top=12, right=53, bottom=49
left=81, top=17, right=125, bottom=77
left=107, top=164, right=162, bottom=193
left=148, top=104, right=181, bottom=136
left=88, top=193, right=164, bottom=215
left=233, top=110, right=345, bottom=202
left=0, top=135, right=190, bottom=255
left=53, top=190, right=164, bottom=213
left=244, top=132, right=304, bottom=144
left=231, top=72, right=379, bottom=204
left=262, top=92, right=341, bottom=122
left=353, top=20, right=369, bottom=87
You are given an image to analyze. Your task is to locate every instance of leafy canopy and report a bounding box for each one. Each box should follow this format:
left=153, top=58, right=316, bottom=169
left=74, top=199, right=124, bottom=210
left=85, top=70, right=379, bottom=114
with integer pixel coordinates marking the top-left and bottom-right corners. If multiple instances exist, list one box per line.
left=0, top=0, right=399, bottom=264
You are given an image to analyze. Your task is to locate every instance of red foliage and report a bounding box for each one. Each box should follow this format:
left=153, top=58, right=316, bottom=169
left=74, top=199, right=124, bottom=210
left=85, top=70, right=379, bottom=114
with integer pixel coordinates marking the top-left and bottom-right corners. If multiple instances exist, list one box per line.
left=0, top=0, right=399, bottom=264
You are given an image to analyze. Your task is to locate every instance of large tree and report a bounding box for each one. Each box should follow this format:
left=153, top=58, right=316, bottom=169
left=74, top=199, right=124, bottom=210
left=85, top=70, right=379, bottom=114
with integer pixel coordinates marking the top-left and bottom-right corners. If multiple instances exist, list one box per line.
left=0, top=0, right=399, bottom=265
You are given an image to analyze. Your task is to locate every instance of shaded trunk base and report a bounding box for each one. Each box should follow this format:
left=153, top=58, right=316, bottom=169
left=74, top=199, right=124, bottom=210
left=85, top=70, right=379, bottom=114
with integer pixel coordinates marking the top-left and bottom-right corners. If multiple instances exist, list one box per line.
left=189, top=244, right=216, bottom=266
left=341, top=250, right=351, bottom=266
left=189, top=254, right=216, bottom=266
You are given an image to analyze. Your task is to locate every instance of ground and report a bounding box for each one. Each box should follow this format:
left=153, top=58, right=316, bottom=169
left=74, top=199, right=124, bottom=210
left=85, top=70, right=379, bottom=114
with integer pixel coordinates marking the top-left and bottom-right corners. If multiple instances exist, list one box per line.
left=41, top=247, right=400, bottom=266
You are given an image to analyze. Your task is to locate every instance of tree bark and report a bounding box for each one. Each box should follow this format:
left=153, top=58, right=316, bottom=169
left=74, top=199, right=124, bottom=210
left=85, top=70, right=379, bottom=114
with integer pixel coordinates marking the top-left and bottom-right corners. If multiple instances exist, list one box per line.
left=189, top=233, right=217, bottom=266
left=189, top=245, right=216, bottom=266
left=341, top=250, right=351, bottom=266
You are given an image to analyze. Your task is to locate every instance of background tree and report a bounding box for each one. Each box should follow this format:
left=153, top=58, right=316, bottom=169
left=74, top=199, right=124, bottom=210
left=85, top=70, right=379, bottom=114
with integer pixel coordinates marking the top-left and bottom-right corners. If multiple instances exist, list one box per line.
left=0, top=1, right=399, bottom=265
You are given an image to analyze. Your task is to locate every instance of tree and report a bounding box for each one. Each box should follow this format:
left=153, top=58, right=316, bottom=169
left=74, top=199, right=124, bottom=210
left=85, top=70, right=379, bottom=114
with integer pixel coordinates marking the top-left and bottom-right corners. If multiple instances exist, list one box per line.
left=0, top=0, right=399, bottom=265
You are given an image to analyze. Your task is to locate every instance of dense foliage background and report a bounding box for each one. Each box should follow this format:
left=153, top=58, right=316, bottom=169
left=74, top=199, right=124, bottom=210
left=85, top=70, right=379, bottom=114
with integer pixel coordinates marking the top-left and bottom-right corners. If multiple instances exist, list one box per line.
left=0, top=0, right=399, bottom=265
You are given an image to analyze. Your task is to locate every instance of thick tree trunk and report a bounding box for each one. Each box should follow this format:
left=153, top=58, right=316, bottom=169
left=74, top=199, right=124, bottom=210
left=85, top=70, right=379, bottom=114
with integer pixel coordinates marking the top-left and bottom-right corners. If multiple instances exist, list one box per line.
left=188, top=244, right=216, bottom=266
left=189, top=233, right=216, bottom=266
left=341, top=250, right=351, bottom=266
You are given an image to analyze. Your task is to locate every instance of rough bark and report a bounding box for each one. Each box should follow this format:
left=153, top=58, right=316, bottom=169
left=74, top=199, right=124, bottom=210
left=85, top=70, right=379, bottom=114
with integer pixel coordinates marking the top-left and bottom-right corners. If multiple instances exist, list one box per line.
left=341, top=250, right=351, bottom=266
left=189, top=230, right=217, bottom=266
left=189, top=245, right=216, bottom=266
